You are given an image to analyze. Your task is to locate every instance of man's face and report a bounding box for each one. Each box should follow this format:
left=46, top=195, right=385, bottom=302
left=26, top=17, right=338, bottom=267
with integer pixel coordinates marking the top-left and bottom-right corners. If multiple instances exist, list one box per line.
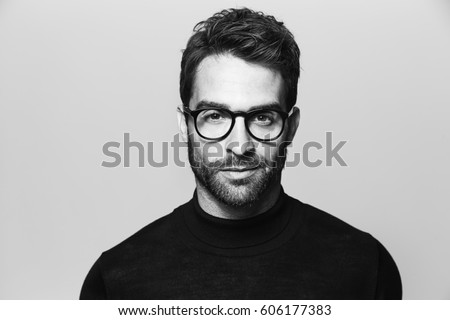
left=181, top=54, right=298, bottom=207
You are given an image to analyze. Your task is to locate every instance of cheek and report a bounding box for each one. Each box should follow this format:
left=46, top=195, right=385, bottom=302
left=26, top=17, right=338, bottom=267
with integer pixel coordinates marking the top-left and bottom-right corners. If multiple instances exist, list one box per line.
left=205, top=143, right=226, bottom=161
left=193, top=140, right=227, bottom=163
left=255, top=142, right=281, bottom=162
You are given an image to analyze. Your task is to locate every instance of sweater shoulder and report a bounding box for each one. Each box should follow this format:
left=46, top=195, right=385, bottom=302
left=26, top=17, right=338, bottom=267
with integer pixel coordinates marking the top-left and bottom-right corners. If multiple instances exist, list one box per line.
left=287, top=195, right=377, bottom=245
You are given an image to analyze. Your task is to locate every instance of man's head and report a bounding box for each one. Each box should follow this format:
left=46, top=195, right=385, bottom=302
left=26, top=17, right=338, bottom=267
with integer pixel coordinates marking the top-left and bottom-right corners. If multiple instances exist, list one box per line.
left=180, top=8, right=300, bottom=110
left=178, top=8, right=300, bottom=209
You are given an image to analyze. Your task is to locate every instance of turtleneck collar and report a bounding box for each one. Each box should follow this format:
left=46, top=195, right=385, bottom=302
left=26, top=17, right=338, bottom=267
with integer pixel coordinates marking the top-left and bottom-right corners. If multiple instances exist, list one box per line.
left=181, top=187, right=294, bottom=253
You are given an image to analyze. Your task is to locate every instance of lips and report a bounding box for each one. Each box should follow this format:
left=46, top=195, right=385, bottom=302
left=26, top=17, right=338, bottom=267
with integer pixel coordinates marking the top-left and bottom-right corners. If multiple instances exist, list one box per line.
left=220, top=166, right=258, bottom=172
left=219, top=167, right=258, bottom=180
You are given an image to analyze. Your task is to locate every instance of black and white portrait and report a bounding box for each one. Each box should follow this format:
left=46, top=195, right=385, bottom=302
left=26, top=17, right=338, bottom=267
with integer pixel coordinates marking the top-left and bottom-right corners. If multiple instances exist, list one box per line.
left=0, top=0, right=449, bottom=300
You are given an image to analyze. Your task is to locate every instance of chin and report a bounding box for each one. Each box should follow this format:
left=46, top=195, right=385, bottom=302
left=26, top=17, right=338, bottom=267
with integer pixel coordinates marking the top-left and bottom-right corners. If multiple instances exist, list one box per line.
left=210, top=172, right=271, bottom=207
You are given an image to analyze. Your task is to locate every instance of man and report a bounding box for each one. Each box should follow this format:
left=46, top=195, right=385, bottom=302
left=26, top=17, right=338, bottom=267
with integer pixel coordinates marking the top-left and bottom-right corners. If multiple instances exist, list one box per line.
left=80, top=8, right=402, bottom=299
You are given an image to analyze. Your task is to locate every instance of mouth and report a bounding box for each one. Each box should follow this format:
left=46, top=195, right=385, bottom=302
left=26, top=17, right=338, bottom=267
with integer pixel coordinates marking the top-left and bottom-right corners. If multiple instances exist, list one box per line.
left=221, top=166, right=258, bottom=172
left=219, top=166, right=259, bottom=179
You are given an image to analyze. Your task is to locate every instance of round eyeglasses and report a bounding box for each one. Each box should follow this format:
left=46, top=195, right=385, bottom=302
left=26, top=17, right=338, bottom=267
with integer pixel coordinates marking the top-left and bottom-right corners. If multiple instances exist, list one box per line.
left=183, top=106, right=290, bottom=141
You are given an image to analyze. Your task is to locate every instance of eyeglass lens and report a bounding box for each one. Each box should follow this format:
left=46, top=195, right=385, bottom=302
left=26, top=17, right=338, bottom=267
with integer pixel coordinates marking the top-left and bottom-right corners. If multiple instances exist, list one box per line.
left=196, top=109, right=284, bottom=140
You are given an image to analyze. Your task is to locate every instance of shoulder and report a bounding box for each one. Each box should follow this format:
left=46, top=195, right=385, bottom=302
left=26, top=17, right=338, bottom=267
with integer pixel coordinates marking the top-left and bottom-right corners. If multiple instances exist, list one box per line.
left=285, top=195, right=402, bottom=298
left=284, top=194, right=386, bottom=269
left=287, top=194, right=376, bottom=244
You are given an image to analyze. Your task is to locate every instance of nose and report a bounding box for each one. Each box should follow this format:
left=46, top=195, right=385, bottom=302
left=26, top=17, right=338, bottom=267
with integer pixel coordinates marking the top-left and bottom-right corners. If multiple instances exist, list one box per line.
left=225, top=117, right=256, bottom=156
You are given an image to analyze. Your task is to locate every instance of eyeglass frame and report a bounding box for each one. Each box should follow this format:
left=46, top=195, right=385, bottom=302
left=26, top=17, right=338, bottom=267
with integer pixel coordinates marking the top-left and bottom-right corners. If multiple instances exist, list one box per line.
left=182, top=105, right=292, bottom=142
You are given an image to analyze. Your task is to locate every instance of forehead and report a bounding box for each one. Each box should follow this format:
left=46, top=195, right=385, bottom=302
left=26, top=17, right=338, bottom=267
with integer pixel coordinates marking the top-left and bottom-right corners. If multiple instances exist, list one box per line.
left=191, top=54, right=285, bottom=111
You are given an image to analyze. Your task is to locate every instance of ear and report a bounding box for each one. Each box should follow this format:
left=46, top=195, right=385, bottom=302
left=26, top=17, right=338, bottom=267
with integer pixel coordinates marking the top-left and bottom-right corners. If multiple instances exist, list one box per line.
left=177, top=107, right=189, bottom=142
left=285, top=106, right=300, bottom=145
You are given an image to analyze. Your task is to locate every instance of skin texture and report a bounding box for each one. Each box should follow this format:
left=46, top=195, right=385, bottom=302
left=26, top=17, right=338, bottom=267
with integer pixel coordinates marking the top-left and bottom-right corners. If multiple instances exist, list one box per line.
left=178, top=54, right=300, bottom=219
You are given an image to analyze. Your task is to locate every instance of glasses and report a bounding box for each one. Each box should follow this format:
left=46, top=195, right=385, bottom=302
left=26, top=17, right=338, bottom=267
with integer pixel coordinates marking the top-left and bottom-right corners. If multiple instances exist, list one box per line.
left=183, top=106, right=290, bottom=141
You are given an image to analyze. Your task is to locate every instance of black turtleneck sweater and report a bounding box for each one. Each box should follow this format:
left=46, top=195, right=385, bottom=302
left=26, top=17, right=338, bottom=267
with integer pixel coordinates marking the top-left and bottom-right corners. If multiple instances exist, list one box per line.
left=80, top=190, right=402, bottom=299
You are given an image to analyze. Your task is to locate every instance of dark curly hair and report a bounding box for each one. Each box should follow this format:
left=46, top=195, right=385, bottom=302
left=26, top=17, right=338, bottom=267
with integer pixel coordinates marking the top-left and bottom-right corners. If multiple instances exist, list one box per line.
left=180, top=8, right=300, bottom=110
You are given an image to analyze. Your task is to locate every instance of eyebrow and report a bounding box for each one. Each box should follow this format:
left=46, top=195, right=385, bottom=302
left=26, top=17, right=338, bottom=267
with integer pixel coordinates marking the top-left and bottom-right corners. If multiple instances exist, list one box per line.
left=195, top=100, right=283, bottom=112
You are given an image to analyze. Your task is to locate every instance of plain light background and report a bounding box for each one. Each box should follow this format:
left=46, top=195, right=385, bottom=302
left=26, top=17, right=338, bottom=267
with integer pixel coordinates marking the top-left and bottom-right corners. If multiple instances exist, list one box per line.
left=1, top=0, right=449, bottom=299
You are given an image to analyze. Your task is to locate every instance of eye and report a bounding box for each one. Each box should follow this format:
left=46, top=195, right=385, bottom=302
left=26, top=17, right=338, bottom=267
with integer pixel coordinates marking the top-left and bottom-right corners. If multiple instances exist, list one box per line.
left=199, top=109, right=229, bottom=123
left=209, top=112, right=223, bottom=121
left=256, top=114, right=271, bottom=122
left=251, top=112, right=274, bottom=126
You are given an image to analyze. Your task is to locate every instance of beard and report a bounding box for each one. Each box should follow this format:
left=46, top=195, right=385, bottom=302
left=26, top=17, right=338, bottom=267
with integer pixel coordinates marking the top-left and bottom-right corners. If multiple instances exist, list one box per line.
left=187, top=138, right=287, bottom=208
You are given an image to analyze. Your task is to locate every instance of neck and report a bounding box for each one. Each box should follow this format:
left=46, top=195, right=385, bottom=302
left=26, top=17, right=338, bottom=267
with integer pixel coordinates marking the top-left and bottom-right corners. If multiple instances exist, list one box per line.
left=195, top=182, right=282, bottom=220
